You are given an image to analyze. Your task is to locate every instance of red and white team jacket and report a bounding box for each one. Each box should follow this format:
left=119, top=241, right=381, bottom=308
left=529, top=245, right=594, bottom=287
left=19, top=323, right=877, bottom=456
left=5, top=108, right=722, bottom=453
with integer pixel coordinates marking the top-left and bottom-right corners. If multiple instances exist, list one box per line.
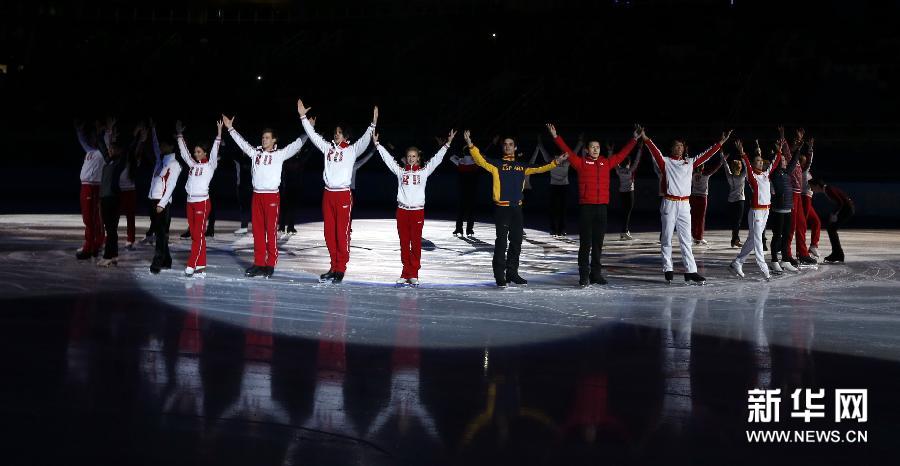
left=148, top=154, right=182, bottom=207
left=742, top=150, right=782, bottom=208
left=228, top=128, right=307, bottom=193
left=376, top=142, right=449, bottom=210
left=76, top=128, right=103, bottom=185
left=148, top=128, right=182, bottom=207
left=301, top=115, right=375, bottom=191
left=178, top=135, right=221, bottom=202
left=645, top=139, right=722, bottom=199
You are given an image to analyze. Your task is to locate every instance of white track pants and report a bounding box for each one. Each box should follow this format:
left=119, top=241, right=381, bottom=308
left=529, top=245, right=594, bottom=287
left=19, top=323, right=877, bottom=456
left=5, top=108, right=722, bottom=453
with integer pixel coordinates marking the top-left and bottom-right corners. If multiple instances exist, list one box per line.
left=660, top=199, right=696, bottom=273
left=736, top=208, right=770, bottom=276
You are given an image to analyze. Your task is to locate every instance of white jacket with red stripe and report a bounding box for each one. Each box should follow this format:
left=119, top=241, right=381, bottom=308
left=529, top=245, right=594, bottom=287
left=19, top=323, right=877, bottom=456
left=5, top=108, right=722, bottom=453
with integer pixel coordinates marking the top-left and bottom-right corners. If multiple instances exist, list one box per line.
left=645, top=139, right=722, bottom=198
left=148, top=153, right=182, bottom=207
left=742, top=151, right=781, bottom=208
left=228, top=128, right=307, bottom=193
left=178, top=135, right=221, bottom=202
left=301, top=115, right=376, bottom=191
left=76, top=128, right=104, bottom=185
left=376, top=142, right=448, bottom=210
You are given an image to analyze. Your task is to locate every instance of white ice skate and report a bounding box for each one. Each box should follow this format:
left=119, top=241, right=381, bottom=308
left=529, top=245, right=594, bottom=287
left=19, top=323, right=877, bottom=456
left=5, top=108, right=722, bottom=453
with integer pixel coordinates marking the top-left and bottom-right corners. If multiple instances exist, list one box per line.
left=770, top=261, right=784, bottom=275
left=780, top=261, right=800, bottom=273
left=729, top=261, right=745, bottom=278
left=97, top=257, right=117, bottom=267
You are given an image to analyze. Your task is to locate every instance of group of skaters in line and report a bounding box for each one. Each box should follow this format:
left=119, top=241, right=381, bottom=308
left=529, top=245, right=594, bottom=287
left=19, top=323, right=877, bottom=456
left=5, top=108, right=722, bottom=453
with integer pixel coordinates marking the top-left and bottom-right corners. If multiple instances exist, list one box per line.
left=73, top=99, right=854, bottom=287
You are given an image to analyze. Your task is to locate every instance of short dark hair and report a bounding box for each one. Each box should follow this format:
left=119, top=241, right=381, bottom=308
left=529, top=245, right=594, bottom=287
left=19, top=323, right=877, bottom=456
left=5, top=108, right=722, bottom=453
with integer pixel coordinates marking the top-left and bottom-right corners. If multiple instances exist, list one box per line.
left=261, top=127, right=278, bottom=140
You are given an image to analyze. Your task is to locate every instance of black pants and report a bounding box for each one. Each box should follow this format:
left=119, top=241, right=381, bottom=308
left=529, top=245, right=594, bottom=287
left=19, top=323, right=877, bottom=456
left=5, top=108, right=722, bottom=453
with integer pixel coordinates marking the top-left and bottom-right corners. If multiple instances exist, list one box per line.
left=729, top=200, right=745, bottom=242
left=578, top=204, right=608, bottom=279
left=549, top=185, right=568, bottom=235
left=827, top=206, right=854, bottom=257
left=769, top=211, right=792, bottom=262
left=151, top=200, right=172, bottom=268
left=620, top=191, right=634, bottom=233
left=145, top=201, right=157, bottom=238
left=237, top=182, right=252, bottom=228
left=493, top=205, right=524, bottom=282
left=280, top=182, right=298, bottom=230
left=456, top=174, right=477, bottom=233
left=206, top=191, right=217, bottom=232
left=100, top=196, right=120, bottom=259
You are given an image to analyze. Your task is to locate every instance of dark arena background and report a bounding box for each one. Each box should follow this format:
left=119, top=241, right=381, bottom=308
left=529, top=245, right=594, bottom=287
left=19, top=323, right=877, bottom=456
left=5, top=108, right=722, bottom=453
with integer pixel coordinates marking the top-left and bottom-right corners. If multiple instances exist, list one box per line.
left=1, top=1, right=899, bottom=465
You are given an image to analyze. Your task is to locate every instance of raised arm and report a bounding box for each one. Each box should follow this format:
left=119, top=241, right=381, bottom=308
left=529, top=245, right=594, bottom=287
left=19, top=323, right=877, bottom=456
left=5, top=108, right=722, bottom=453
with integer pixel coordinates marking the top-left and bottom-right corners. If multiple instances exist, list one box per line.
left=805, top=138, right=815, bottom=171
left=278, top=134, right=308, bottom=161
left=350, top=105, right=378, bottom=155
left=546, top=123, right=583, bottom=169
left=222, top=115, right=256, bottom=157
left=720, top=153, right=734, bottom=176
left=691, top=130, right=730, bottom=167
left=642, top=132, right=667, bottom=173
left=537, top=140, right=553, bottom=163
left=608, top=126, right=642, bottom=166
left=630, top=142, right=644, bottom=175
left=209, top=120, right=223, bottom=169
left=702, top=152, right=725, bottom=176
left=373, top=133, right=402, bottom=177
left=150, top=124, right=161, bottom=160
left=463, top=130, right=498, bottom=174
left=175, top=121, right=195, bottom=167
left=422, top=129, right=455, bottom=177
left=297, top=99, right=331, bottom=154
left=75, top=123, right=97, bottom=153
left=524, top=159, right=558, bottom=176
left=423, top=144, right=449, bottom=178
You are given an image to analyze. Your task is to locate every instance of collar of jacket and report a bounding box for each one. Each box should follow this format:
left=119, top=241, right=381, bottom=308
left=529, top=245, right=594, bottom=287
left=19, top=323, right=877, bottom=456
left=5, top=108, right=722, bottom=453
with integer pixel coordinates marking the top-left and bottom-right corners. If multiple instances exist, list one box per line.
left=405, top=164, right=421, bottom=171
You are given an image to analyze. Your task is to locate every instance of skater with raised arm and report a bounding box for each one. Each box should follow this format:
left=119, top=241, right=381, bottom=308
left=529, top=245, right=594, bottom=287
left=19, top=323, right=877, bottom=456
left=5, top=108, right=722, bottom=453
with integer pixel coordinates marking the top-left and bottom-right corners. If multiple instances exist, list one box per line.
left=375, top=129, right=456, bottom=286
left=729, top=139, right=782, bottom=280
left=464, top=130, right=563, bottom=287
left=614, top=139, right=643, bottom=241
left=176, top=120, right=222, bottom=277
left=224, top=108, right=309, bottom=278
left=721, top=149, right=747, bottom=248
left=642, top=128, right=731, bottom=284
left=799, top=139, right=821, bottom=258
left=147, top=122, right=182, bottom=274
left=547, top=123, right=641, bottom=286
left=298, top=99, right=377, bottom=284
left=689, top=150, right=725, bottom=246
left=74, top=120, right=105, bottom=260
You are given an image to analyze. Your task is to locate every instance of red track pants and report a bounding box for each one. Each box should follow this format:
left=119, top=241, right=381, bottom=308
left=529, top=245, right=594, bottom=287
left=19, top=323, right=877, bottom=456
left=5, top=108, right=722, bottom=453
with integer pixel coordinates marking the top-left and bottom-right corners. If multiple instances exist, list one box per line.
left=788, top=192, right=810, bottom=257
left=322, top=190, right=353, bottom=273
left=252, top=192, right=280, bottom=267
left=689, top=195, right=708, bottom=241
left=802, top=195, right=821, bottom=248
left=119, top=189, right=137, bottom=243
left=396, top=208, right=425, bottom=279
left=186, top=199, right=211, bottom=268
left=79, top=184, right=104, bottom=253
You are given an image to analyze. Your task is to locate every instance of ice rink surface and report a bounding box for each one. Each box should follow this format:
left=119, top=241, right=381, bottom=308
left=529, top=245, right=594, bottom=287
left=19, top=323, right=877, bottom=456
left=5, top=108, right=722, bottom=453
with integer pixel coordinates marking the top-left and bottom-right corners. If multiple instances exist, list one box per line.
left=2, top=214, right=900, bottom=465
left=2, top=214, right=899, bottom=358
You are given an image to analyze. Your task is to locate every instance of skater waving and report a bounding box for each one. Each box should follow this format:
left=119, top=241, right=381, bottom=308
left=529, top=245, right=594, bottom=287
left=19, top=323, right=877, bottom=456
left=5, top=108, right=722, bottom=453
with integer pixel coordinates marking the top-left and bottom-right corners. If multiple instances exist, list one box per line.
left=176, top=120, right=222, bottom=277
left=375, top=129, right=456, bottom=286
